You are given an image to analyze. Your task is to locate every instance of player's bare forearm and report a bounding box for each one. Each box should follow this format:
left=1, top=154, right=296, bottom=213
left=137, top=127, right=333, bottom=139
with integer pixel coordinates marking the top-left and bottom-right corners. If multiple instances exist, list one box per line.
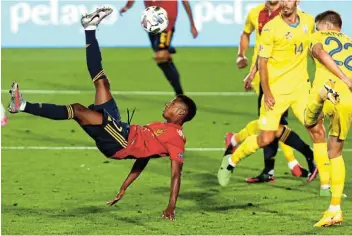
left=182, top=0, right=196, bottom=27
left=238, top=32, right=250, bottom=57
left=259, top=56, right=275, bottom=109
left=258, top=57, right=271, bottom=94
left=121, top=158, right=150, bottom=190
left=168, top=160, right=183, bottom=208
left=107, top=158, right=150, bottom=206
left=312, top=43, right=350, bottom=82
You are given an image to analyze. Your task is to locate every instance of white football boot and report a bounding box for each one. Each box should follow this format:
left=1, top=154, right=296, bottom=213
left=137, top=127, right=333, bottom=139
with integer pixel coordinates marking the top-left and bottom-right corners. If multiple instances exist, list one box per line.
left=81, top=7, right=113, bottom=29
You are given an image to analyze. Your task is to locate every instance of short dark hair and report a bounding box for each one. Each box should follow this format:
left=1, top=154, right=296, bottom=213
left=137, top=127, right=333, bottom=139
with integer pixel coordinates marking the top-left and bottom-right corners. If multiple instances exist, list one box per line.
left=315, top=10, right=342, bottom=28
left=177, top=95, right=197, bottom=122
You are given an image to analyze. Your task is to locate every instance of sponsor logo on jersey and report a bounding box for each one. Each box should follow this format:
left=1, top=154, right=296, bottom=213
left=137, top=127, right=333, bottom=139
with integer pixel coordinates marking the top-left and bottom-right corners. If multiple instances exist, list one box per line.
left=285, top=32, right=292, bottom=40
left=154, top=128, right=165, bottom=136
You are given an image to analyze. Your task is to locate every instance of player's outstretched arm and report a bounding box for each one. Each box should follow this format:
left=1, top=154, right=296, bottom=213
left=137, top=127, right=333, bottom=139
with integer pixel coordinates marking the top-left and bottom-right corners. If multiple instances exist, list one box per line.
left=120, top=0, right=135, bottom=15
left=311, top=43, right=352, bottom=89
left=162, top=160, right=183, bottom=221
left=237, top=32, right=250, bottom=69
left=182, top=0, right=198, bottom=38
left=259, top=56, right=275, bottom=109
left=107, top=158, right=150, bottom=206
left=243, top=58, right=258, bottom=91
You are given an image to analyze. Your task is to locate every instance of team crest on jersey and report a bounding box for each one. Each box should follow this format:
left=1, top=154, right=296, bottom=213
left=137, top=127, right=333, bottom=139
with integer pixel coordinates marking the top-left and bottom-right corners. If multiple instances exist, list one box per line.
left=302, top=25, right=308, bottom=34
left=259, top=45, right=264, bottom=52
left=154, top=128, right=165, bottom=136
left=285, top=32, right=293, bottom=40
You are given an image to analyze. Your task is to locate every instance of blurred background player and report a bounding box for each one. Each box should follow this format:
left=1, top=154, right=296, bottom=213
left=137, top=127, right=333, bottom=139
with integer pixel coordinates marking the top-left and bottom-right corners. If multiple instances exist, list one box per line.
left=120, top=0, right=198, bottom=95
left=1, top=103, right=8, bottom=126
left=7, top=7, right=197, bottom=221
left=218, top=0, right=318, bottom=187
left=304, top=10, right=352, bottom=227
left=226, top=0, right=311, bottom=183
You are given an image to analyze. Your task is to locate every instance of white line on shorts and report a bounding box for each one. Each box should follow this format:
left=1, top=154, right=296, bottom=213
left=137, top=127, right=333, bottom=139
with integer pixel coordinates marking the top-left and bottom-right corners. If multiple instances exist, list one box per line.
left=1, top=90, right=255, bottom=97
left=2, top=146, right=352, bottom=152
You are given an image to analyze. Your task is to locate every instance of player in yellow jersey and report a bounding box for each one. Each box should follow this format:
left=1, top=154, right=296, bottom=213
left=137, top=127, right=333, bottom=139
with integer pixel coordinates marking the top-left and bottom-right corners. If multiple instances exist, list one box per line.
left=218, top=0, right=320, bottom=187
left=227, top=0, right=313, bottom=183
left=302, top=11, right=352, bottom=227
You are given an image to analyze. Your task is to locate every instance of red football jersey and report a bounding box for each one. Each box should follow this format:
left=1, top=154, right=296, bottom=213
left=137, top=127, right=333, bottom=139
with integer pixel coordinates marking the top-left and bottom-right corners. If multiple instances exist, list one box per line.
left=112, top=122, right=186, bottom=163
left=144, top=0, right=178, bottom=31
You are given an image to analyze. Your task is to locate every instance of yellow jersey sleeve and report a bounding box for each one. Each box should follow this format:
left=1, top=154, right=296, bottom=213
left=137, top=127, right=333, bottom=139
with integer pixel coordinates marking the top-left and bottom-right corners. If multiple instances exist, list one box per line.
left=309, top=32, right=323, bottom=51
left=243, top=10, right=255, bottom=34
left=258, top=24, right=275, bottom=58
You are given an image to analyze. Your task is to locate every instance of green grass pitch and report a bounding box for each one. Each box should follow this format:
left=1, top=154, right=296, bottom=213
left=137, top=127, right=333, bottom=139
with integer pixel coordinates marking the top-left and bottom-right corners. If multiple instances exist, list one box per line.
left=1, top=48, right=351, bottom=235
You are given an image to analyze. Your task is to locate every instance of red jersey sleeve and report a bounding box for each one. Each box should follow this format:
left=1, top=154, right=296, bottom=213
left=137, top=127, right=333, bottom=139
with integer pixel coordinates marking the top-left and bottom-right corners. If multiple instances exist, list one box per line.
left=167, top=142, right=185, bottom=163
left=167, top=131, right=186, bottom=163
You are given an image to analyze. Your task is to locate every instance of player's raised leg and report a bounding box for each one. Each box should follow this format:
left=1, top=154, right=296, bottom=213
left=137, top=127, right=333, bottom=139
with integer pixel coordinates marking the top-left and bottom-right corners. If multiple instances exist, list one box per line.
left=7, top=8, right=116, bottom=126
left=81, top=7, right=114, bottom=106
left=8, top=81, right=103, bottom=126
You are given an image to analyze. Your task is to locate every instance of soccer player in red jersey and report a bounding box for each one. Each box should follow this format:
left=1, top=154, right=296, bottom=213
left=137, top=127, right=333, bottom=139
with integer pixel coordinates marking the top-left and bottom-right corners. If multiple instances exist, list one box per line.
left=120, top=0, right=198, bottom=95
left=7, top=8, right=197, bottom=221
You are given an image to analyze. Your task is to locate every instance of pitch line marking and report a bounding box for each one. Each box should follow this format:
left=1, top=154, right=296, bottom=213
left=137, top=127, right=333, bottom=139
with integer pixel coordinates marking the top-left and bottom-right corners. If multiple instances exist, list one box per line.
left=2, top=146, right=352, bottom=152
left=1, top=90, right=255, bottom=97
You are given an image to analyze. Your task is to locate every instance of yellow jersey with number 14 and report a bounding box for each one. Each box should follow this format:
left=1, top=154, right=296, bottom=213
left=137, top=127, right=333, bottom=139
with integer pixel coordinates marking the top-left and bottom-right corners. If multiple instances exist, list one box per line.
left=258, top=11, right=315, bottom=94
left=310, top=31, right=352, bottom=98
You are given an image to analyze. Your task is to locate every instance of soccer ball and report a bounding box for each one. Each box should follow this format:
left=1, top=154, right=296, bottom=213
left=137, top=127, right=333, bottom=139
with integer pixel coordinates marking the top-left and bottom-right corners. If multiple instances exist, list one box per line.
left=141, top=6, right=168, bottom=34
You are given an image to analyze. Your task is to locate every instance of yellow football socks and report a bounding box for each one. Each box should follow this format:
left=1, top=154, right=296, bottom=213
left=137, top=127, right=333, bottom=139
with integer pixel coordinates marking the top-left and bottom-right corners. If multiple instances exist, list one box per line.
left=330, top=156, right=345, bottom=207
left=305, top=96, right=324, bottom=126
left=314, top=143, right=330, bottom=188
left=235, top=120, right=259, bottom=144
left=279, top=142, right=296, bottom=163
left=230, top=135, right=259, bottom=165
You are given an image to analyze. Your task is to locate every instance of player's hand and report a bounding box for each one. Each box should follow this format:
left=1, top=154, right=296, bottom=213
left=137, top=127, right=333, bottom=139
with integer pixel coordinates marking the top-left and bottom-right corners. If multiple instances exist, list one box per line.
left=162, top=206, right=176, bottom=221
left=119, top=7, right=128, bottom=15
left=236, top=56, right=248, bottom=69
left=106, top=189, right=125, bottom=206
left=264, top=93, right=275, bottom=110
left=243, top=72, right=255, bottom=91
left=191, top=25, right=198, bottom=38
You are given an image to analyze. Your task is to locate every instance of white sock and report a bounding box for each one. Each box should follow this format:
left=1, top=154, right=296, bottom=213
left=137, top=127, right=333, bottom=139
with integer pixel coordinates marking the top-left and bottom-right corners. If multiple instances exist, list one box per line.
left=19, top=101, right=26, bottom=111
left=227, top=155, right=236, bottom=168
left=231, top=134, right=238, bottom=146
left=85, top=25, right=97, bottom=31
left=288, top=159, right=299, bottom=170
left=268, top=169, right=274, bottom=176
left=320, top=184, right=330, bottom=190
left=328, top=205, right=341, bottom=212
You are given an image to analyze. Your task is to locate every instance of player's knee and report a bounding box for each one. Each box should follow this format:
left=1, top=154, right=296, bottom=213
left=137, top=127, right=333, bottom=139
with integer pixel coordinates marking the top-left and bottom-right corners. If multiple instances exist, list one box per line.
left=154, top=50, right=171, bottom=64
left=258, top=132, right=275, bottom=147
left=307, top=123, right=326, bottom=143
left=328, top=149, right=343, bottom=159
left=94, top=78, right=110, bottom=90
left=71, top=103, right=88, bottom=120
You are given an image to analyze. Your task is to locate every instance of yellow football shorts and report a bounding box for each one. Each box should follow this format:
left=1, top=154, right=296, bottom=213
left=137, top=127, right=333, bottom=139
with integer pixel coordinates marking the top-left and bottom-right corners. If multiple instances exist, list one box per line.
left=326, top=102, right=352, bottom=140
left=258, top=84, right=310, bottom=131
